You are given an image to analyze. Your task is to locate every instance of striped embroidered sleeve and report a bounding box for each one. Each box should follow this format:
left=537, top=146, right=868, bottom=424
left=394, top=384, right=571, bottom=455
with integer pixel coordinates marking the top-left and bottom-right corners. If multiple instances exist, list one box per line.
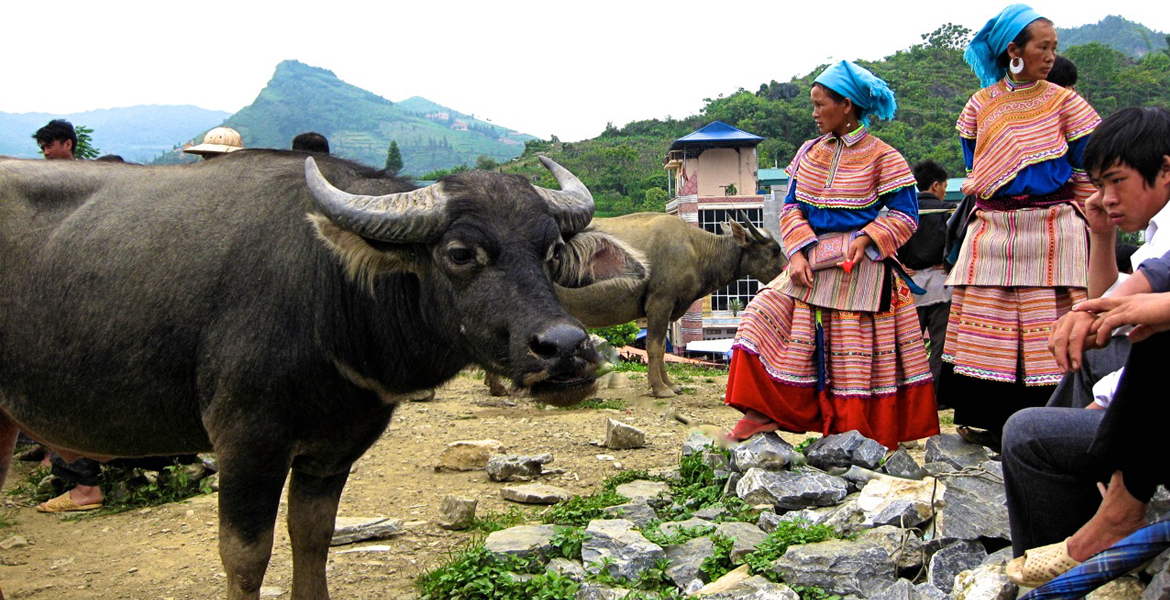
left=1062, top=92, right=1101, bottom=142
left=956, top=94, right=981, bottom=140
left=862, top=191, right=918, bottom=258
left=780, top=203, right=818, bottom=258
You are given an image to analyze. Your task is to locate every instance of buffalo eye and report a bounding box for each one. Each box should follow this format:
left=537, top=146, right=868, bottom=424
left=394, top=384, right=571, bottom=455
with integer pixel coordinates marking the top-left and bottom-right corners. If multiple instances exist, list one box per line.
left=547, top=242, right=565, bottom=270
left=447, top=246, right=476, bottom=266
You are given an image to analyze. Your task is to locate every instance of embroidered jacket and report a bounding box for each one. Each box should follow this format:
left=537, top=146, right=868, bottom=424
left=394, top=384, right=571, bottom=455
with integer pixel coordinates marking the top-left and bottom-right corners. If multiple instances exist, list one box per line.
left=781, top=127, right=919, bottom=261
left=957, top=79, right=1100, bottom=202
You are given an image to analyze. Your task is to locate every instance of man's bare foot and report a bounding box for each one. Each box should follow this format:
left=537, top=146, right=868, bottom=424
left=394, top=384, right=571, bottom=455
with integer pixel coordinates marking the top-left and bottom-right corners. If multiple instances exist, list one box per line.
left=1065, top=471, right=1147, bottom=561
left=67, top=484, right=104, bottom=506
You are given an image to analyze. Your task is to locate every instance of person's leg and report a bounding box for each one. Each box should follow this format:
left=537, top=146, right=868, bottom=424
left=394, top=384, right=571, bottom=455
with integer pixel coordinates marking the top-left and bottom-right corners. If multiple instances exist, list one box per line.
left=44, top=453, right=104, bottom=506
left=1045, top=339, right=1131, bottom=409
left=1002, top=406, right=1111, bottom=556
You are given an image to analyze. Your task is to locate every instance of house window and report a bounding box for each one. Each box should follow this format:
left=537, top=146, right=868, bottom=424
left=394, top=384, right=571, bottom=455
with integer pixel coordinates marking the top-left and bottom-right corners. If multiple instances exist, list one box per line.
left=699, top=207, right=764, bottom=312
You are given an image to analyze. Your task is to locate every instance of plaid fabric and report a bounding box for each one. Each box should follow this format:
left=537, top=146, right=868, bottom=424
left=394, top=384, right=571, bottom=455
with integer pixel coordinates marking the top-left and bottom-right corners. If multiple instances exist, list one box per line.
left=1021, top=519, right=1170, bottom=600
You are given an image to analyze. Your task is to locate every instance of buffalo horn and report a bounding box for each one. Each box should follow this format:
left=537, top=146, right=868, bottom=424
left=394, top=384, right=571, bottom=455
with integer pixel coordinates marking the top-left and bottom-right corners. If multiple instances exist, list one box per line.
left=739, top=212, right=772, bottom=242
left=533, top=156, right=594, bottom=234
left=304, top=157, right=447, bottom=243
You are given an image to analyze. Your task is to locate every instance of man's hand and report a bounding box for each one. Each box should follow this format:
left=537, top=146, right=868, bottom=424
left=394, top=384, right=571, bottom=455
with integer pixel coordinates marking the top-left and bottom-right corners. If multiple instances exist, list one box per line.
left=788, top=251, right=814, bottom=287
left=1084, top=190, right=1113, bottom=235
left=1048, top=310, right=1102, bottom=373
left=1078, top=293, right=1170, bottom=344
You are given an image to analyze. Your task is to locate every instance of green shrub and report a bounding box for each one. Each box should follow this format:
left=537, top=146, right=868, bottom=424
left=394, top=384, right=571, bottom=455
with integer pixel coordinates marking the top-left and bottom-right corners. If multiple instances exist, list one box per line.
left=417, top=544, right=579, bottom=600
left=590, top=322, right=639, bottom=348
left=742, top=520, right=839, bottom=579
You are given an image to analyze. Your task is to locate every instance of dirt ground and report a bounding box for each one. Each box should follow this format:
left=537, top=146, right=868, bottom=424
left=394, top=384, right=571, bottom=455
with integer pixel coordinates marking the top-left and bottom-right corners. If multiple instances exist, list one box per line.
left=0, top=369, right=952, bottom=600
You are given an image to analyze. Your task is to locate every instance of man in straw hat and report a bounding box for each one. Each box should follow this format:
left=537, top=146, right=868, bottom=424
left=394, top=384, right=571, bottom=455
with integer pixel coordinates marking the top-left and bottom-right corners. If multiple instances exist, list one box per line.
left=183, top=126, right=244, bottom=159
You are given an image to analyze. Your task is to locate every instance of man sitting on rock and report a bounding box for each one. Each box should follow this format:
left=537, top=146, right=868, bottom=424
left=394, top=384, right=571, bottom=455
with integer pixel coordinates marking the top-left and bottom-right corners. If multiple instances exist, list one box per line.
left=1002, top=106, right=1170, bottom=588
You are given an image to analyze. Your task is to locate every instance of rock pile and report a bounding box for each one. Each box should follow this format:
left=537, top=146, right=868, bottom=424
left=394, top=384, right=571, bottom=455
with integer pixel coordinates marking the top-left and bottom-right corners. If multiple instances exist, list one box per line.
left=475, top=428, right=1170, bottom=599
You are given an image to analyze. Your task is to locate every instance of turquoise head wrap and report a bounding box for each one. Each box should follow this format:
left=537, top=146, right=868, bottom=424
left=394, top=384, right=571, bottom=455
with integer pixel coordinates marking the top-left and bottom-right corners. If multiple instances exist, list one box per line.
left=812, top=60, right=897, bottom=127
left=965, top=4, right=1045, bottom=87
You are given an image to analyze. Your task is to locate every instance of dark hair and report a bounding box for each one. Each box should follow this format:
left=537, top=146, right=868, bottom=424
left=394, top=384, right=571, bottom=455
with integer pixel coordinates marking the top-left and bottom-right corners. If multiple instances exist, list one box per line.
left=811, top=82, right=867, bottom=123
left=1047, top=55, right=1078, bottom=88
left=1116, top=241, right=1139, bottom=274
left=292, top=132, right=330, bottom=154
left=1083, top=106, right=1170, bottom=186
left=96, top=154, right=125, bottom=163
left=913, top=160, right=949, bottom=191
left=995, top=17, right=1055, bottom=69
left=33, top=119, right=78, bottom=156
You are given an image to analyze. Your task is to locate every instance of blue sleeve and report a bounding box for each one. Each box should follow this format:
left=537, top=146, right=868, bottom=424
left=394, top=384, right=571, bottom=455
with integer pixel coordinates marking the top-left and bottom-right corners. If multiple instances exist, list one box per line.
left=961, top=137, right=976, bottom=172
left=785, top=177, right=799, bottom=205
left=1067, top=134, right=1091, bottom=170
left=1137, top=248, right=1170, bottom=293
left=882, top=185, right=919, bottom=223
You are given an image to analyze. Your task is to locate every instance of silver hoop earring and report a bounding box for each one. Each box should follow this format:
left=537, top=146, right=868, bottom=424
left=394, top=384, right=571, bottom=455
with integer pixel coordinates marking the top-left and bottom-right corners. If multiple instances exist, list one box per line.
left=1009, top=56, right=1025, bottom=75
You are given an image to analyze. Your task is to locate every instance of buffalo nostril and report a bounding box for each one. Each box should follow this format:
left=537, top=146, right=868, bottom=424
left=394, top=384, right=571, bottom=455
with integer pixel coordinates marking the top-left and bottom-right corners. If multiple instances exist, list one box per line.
left=530, top=323, right=588, bottom=361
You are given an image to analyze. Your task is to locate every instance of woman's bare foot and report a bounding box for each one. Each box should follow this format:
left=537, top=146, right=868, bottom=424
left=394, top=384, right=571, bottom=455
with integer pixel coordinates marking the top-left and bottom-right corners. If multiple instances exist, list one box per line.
left=1065, top=471, right=1147, bottom=562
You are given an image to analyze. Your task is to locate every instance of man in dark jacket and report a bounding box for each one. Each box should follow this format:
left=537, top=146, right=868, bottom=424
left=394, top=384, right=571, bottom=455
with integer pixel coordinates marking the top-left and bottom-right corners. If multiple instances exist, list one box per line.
left=900, top=160, right=956, bottom=396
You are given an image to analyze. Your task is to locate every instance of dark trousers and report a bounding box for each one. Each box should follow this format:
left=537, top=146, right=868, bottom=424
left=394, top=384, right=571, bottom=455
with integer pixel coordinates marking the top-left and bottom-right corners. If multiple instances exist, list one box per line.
left=50, top=453, right=200, bottom=488
left=1045, top=339, right=1131, bottom=409
left=1003, top=331, right=1170, bottom=556
left=916, top=301, right=950, bottom=395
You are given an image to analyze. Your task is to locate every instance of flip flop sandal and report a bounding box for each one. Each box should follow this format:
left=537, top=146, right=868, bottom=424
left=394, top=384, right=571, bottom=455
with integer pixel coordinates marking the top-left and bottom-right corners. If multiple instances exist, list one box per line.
left=956, top=425, right=1002, bottom=451
left=728, top=418, right=780, bottom=441
left=36, top=491, right=103, bottom=513
left=1005, top=538, right=1081, bottom=588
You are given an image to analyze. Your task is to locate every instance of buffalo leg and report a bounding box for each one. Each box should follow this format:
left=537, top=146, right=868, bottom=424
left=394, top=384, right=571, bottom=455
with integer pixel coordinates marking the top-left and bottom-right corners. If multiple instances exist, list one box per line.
left=0, top=411, right=17, bottom=489
left=287, top=467, right=350, bottom=600
left=644, top=308, right=680, bottom=398
left=484, top=372, right=510, bottom=397
left=216, top=448, right=292, bottom=600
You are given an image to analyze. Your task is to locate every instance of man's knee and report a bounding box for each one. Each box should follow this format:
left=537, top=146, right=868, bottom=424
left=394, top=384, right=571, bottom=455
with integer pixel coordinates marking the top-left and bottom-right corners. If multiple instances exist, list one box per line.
left=1002, top=407, right=1050, bottom=457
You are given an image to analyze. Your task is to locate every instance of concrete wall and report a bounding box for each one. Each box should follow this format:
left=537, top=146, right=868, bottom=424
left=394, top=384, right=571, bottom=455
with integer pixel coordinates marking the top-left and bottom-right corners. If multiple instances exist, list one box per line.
left=695, top=147, right=758, bottom=197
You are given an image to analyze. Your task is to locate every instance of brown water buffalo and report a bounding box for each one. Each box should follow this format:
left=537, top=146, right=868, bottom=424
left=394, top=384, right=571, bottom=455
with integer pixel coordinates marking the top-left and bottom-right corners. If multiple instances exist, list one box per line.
left=0, top=151, right=627, bottom=599
left=487, top=212, right=786, bottom=398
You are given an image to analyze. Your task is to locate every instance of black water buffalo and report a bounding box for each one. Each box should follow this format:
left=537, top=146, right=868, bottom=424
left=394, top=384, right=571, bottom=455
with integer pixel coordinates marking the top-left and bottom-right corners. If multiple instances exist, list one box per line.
left=487, top=213, right=786, bottom=397
left=0, top=151, right=620, bottom=599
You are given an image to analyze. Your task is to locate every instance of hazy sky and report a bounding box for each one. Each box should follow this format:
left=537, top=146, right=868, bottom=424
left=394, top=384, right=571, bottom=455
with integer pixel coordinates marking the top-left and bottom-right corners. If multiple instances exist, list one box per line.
left=3, top=0, right=1167, bottom=141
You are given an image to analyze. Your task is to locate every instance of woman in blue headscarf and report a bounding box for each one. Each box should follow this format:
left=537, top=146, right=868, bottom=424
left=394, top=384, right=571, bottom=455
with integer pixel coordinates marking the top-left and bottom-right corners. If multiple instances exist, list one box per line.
left=724, top=60, right=939, bottom=451
left=940, top=4, right=1100, bottom=449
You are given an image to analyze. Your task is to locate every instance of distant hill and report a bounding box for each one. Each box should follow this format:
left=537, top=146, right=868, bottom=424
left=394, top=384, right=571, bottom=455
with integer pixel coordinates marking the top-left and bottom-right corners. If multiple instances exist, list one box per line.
left=1059, top=15, right=1169, bottom=57
left=0, top=106, right=230, bottom=162
left=153, top=60, right=536, bottom=173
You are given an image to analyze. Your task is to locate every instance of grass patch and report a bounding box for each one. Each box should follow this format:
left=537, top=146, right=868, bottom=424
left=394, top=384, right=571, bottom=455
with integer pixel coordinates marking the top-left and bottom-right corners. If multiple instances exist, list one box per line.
left=613, top=361, right=726, bottom=379
left=554, top=397, right=627, bottom=411
left=5, top=461, right=213, bottom=516
left=468, top=506, right=531, bottom=533
left=939, top=412, right=955, bottom=426
left=542, top=490, right=628, bottom=527
left=0, top=508, right=16, bottom=529
left=742, top=519, right=841, bottom=579
left=417, top=543, right=580, bottom=600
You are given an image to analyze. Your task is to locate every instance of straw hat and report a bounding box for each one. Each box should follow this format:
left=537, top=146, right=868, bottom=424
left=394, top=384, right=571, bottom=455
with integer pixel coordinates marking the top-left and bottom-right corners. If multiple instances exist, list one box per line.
left=184, top=127, right=244, bottom=156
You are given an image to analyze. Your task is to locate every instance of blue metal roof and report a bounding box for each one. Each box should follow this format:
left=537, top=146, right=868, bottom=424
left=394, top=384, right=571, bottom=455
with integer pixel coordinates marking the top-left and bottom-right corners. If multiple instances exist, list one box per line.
left=671, top=121, right=764, bottom=149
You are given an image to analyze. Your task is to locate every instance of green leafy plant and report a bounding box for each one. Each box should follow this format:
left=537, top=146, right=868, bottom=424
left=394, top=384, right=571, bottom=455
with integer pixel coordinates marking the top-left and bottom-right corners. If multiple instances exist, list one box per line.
left=742, top=520, right=839, bottom=580
left=549, top=526, right=586, bottom=560
left=97, top=462, right=213, bottom=514
left=554, top=397, right=627, bottom=411
left=542, top=490, right=628, bottom=527
left=699, top=533, right=736, bottom=581
left=790, top=585, right=844, bottom=600
left=469, top=506, right=530, bottom=533
left=4, top=464, right=59, bottom=504
left=640, top=522, right=715, bottom=547
left=417, top=544, right=579, bottom=600
left=590, top=322, right=639, bottom=348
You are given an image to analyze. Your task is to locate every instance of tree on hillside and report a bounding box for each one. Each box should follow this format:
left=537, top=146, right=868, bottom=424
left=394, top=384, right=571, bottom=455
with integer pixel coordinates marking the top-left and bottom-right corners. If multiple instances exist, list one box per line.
left=475, top=155, right=498, bottom=171
left=385, top=140, right=403, bottom=172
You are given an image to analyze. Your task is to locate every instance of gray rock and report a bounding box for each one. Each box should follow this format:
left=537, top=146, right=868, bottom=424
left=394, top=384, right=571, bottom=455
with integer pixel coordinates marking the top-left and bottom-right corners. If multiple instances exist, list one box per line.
left=330, top=516, right=403, bottom=546
left=683, top=430, right=719, bottom=455
left=934, top=462, right=1009, bottom=541
left=857, top=476, right=939, bottom=529
left=259, top=586, right=284, bottom=597
left=501, top=483, right=572, bottom=505
left=952, top=562, right=1016, bottom=600
left=819, top=496, right=868, bottom=536
left=881, top=449, right=925, bottom=479
left=925, top=434, right=991, bottom=470
left=736, top=467, right=849, bottom=510
left=923, top=461, right=960, bottom=477
left=857, top=525, right=924, bottom=571
left=771, top=539, right=896, bottom=596
left=438, top=495, right=477, bottom=530
left=485, top=524, right=561, bottom=561
left=723, top=471, right=745, bottom=497
left=575, top=583, right=630, bottom=600
left=715, top=521, right=768, bottom=562
left=604, top=418, right=646, bottom=450
left=928, top=540, right=986, bottom=594
left=603, top=502, right=657, bottom=526
left=1147, top=486, right=1170, bottom=523
left=913, top=583, right=950, bottom=600
left=0, top=535, right=29, bottom=550
left=614, top=480, right=671, bottom=503
left=767, top=505, right=838, bottom=530
left=1144, top=560, right=1170, bottom=600
left=438, top=439, right=506, bottom=471
left=869, top=579, right=916, bottom=600
left=806, top=430, right=888, bottom=471
left=664, top=535, right=714, bottom=589
left=980, top=546, right=1014, bottom=567
left=546, top=557, right=586, bottom=582
left=582, top=519, right=666, bottom=582
left=732, top=432, right=798, bottom=472
left=701, top=575, right=801, bottom=600
left=694, top=504, right=730, bottom=520
left=1147, top=547, right=1170, bottom=577
left=1087, top=576, right=1145, bottom=600
left=659, top=517, right=715, bottom=538
left=487, top=453, right=554, bottom=482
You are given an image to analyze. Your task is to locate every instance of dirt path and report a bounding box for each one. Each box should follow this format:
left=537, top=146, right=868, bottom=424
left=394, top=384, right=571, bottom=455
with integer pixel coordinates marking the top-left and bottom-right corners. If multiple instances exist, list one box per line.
left=0, top=370, right=950, bottom=599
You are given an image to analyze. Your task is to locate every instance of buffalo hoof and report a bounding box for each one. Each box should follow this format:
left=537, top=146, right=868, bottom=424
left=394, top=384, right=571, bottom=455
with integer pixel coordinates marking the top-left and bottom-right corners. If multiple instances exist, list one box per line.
left=652, top=387, right=677, bottom=399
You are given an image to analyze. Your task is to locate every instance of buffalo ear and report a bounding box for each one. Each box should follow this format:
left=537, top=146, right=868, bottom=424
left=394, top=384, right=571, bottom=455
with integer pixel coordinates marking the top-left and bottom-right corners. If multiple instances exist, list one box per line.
left=556, top=230, right=648, bottom=288
left=721, top=221, right=749, bottom=247
left=308, top=213, right=428, bottom=291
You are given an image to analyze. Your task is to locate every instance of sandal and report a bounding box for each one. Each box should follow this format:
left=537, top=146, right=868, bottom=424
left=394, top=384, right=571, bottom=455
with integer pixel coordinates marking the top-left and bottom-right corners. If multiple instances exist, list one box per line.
left=36, top=491, right=103, bottom=513
left=1005, top=538, right=1081, bottom=587
left=956, top=425, right=1002, bottom=452
left=728, top=417, right=780, bottom=441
